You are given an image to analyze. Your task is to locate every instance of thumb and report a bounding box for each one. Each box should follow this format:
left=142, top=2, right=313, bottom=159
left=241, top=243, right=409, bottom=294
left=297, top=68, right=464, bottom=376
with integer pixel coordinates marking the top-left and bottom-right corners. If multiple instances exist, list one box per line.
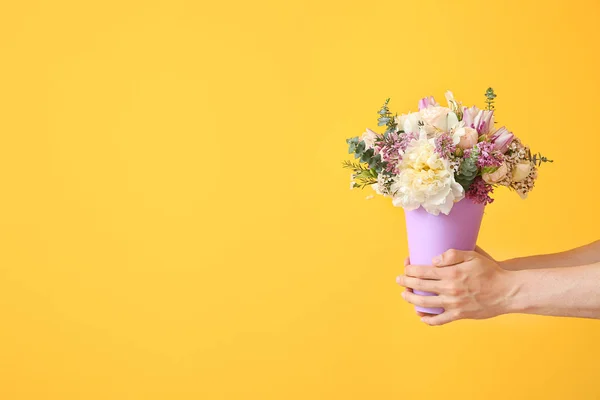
left=432, top=249, right=475, bottom=267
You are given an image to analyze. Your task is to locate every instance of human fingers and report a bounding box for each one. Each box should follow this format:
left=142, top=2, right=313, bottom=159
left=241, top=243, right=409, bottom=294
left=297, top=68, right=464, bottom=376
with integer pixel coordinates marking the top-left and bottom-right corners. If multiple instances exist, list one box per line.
left=420, top=310, right=461, bottom=326
left=404, top=264, right=445, bottom=280
left=396, top=275, right=444, bottom=293
left=401, top=291, right=444, bottom=308
left=432, top=249, right=476, bottom=267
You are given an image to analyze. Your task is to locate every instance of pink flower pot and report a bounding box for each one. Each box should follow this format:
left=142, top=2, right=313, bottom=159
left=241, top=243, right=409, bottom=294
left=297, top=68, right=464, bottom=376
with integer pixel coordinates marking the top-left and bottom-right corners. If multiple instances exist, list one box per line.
left=404, top=198, right=485, bottom=314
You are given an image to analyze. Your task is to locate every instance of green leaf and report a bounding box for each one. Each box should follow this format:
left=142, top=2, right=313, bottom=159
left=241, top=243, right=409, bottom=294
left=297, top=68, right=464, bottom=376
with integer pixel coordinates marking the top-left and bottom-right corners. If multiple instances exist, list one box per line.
left=481, top=166, right=498, bottom=174
left=357, top=141, right=366, bottom=153
left=455, top=149, right=480, bottom=191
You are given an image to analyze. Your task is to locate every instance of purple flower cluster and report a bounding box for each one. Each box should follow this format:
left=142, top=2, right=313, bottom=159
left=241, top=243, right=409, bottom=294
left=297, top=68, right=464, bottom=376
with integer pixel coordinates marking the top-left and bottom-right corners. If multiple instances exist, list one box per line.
left=434, top=133, right=456, bottom=159
left=375, top=132, right=416, bottom=173
left=466, top=177, right=495, bottom=205
left=464, top=142, right=503, bottom=168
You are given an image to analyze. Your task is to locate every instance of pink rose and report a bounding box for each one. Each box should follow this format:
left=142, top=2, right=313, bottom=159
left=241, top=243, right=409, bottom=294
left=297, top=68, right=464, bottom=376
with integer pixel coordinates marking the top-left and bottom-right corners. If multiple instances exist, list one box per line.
left=482, top=162, right=508, bottom=184
left=455, top=127, right=479, bottom=149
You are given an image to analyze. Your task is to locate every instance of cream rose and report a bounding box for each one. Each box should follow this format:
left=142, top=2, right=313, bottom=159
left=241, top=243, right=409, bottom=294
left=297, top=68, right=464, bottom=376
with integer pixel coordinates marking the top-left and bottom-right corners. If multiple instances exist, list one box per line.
left=453, top=126, right=479, bottom=149
left=390, top=134, right=464, bottom=215
left=512, top=161, right=532, bottom=182
left=420, top=106, right=447, bottom=134
left=421, top=106, right=459, bottom=135
left=483, top=162, right=508, bottom=184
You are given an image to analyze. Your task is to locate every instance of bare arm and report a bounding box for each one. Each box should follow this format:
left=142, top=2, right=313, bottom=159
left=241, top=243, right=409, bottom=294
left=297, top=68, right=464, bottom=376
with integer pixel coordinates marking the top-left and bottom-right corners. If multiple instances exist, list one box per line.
left=508, top=262, right=600, bottom=319
left=483, top=240, right=600, bottom=271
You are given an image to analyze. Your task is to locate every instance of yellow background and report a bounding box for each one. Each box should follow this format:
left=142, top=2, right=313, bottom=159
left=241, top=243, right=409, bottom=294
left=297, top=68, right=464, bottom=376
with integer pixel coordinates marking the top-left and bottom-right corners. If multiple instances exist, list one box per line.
left=1, top=0, right=599, bottom=399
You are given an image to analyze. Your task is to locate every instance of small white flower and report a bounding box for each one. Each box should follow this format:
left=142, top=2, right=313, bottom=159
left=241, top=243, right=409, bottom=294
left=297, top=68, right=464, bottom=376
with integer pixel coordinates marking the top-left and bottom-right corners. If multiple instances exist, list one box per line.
left=395, top=112, right=422, bottom=134
left=451, top=123, right=466, bottom=145
left=445, top=90, right=463, bottom=120
left=445, top=90, right=455, bottom=104
left=447, top=111, right=459, bottom=131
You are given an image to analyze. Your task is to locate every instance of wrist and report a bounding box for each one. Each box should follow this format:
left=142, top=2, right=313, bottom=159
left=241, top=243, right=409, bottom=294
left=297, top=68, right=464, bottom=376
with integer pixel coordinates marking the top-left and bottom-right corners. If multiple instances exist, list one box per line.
left=501, top=269, right=531, bottom=314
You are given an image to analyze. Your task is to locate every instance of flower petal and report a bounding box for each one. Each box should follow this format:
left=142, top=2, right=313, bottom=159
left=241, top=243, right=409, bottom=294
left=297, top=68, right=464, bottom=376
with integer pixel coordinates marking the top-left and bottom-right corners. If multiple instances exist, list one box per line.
left=447, top=112, right=459, bottom=131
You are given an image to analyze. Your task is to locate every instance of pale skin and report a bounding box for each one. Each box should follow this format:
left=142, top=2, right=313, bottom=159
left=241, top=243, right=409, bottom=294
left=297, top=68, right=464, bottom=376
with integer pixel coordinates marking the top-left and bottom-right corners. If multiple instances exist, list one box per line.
left=396, top=240, right=600, bottom=326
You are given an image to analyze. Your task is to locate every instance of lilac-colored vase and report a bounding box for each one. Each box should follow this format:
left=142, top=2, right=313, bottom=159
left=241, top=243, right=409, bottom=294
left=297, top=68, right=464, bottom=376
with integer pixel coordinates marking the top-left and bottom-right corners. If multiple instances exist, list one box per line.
left=404, top=198, right=485, bottom=314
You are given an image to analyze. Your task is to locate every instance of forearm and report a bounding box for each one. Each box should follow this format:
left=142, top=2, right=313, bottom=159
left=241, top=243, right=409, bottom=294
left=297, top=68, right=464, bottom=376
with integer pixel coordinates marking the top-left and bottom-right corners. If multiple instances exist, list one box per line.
left=501, top=240, right=600, bottom=271
left=505, top=262, right=600, bottom=319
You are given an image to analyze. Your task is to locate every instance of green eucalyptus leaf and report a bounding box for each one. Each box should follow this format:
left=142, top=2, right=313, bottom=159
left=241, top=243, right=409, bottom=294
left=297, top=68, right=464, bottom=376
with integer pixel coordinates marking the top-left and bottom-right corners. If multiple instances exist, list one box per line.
left=357, top=141, right=365, bottom=151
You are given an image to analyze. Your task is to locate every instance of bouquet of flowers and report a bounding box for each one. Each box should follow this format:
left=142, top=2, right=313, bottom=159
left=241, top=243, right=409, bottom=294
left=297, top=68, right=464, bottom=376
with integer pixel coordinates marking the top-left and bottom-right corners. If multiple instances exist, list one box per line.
left=344, top=88, right=552, bottom=215
left=344, top=89, right=551, bottom=314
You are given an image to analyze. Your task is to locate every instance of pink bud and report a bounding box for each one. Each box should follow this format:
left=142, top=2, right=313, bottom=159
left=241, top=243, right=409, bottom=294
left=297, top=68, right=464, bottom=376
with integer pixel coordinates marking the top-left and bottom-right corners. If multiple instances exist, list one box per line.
left=462, top=106, right=479, bottom=128
left=474, top=110, right=495, bottom=135
left=418, top=96, right=439, bottom=110
left=491, top=127, right=514, bottom=153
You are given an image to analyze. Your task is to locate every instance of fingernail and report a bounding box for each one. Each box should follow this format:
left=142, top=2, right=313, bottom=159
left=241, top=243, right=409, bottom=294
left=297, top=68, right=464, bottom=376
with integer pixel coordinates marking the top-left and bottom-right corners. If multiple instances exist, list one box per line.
left=401, top=292, right=406, bottom=299
left=396, top=276, right=402, bottom=284
left=432, top=256, right=441, bottom=265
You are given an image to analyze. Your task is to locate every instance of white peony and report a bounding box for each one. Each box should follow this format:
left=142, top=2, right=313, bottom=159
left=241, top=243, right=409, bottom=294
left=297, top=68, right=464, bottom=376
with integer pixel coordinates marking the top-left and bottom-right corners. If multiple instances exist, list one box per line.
left=391, top=132, right=464, bottom=215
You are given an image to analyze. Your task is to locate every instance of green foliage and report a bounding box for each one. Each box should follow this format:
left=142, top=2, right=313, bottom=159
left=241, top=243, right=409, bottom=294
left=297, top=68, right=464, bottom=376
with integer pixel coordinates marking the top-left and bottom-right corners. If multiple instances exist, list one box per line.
left=528, top=150, right=554, bottom=167
left=345, top=136, right=386, bottom=174
left=343, top=98, right=400, bottom=181
left=346, top=137, right=360, bottom=154
left=485, top=87, right=497, bottom=111
left=377, top=98, right=398, bottom=134
left=342, top=159, right=369, bottom=172
left=455, top=148, right=479, bottom=191
left=481, top=166, right=498, bottom=175
left=352, top=177, right=378, bottom=189
left=342, top=160, right=378, bottom=189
